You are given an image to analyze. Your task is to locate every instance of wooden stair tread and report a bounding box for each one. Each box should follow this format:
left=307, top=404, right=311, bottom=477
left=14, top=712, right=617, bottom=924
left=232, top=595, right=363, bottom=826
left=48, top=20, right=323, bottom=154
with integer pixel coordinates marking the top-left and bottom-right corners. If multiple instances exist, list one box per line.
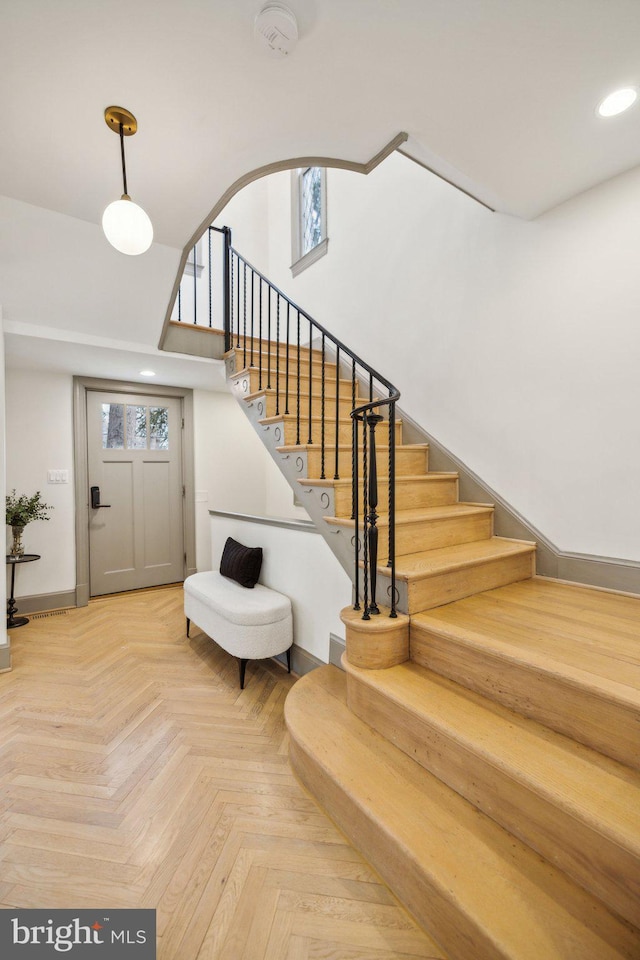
left=472, top=577, right=640, bottom=649
left=411, top=579, right=640, bottom=694
left=344, top=658, right=640, bottom=925
left=302, top=472, right=458, bottom=487
left=277, top=442, right=429, bottom=453
left=286, top=666, right=639, bottom=960
left=243, top=387, right=369, bottom=404
left=325, top=503, right=494, bottom=527
left=231, top=366, right=344, bottom=384
left=260, top=414, right=403, bottom=427
left=391, top=538, right=536, bottom=580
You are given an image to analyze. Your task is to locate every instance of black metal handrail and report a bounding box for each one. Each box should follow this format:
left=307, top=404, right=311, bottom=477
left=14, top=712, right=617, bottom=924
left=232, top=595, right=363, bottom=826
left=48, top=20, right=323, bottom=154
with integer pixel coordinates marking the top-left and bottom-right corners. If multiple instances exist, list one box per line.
left=174, top=224, right=399, bottom=619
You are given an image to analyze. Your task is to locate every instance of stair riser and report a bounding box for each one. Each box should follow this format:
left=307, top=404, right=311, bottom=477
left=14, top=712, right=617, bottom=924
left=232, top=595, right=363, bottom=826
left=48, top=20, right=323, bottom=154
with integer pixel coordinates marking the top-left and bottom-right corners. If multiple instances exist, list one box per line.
left=345, top=668, right=640, bottom=925
left=250, top=393, right=365, bottom=419
left=230, top=367, right=347, bottom=397
left=275, top=418, right=402, bottom=447
left=304, top=447, right=430, bottom=479
left=346, top=512, right=493, bottom=558
left=229, top=342, right=326, bottom=365
left=396, top=551, right=535, bottom=613
left=332, top=477, right=458, bottom=516
left=410, top=624, right=640, bottom=771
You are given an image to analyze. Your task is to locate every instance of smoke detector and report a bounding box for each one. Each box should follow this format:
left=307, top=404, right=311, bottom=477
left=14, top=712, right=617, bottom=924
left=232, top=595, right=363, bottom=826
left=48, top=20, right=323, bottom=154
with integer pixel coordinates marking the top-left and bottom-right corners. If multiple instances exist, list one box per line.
left=254, top=3, right=298, bottom=58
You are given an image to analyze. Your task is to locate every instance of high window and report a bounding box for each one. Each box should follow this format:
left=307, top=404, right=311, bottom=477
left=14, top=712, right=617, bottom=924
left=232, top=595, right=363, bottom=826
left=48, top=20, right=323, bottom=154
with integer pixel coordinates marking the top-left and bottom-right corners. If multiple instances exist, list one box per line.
left=291, top=166, right=328, bottom=276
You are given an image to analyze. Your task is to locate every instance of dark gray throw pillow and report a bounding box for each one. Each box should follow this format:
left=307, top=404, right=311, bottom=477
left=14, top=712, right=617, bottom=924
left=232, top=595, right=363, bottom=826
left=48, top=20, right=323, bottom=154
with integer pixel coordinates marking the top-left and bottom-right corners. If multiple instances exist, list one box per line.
left=219, top=536, right=263, bottom=588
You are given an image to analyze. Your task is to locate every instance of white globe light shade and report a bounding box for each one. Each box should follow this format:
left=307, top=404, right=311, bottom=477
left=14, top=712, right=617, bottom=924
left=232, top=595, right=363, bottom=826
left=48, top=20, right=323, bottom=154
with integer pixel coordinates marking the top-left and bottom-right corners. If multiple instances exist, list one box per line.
left=102, top=196, right=153, bottom=255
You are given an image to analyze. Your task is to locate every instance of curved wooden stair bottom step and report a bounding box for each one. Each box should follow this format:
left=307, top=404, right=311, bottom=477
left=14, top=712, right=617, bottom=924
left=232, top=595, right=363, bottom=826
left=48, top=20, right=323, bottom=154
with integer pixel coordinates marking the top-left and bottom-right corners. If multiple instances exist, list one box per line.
left=409, top=577, right=640, bottom=769
left=343, top=656, right=640, bottom=927
left=285, top=665, right=640, bottom=960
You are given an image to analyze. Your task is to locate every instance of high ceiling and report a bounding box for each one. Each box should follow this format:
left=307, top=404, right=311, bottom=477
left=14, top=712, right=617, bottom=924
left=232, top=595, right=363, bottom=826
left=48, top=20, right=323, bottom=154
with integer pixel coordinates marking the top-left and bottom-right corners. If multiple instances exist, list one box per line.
left=3, top=0, right=640, bottom=251
left=3, top=0, right=640, bottom=384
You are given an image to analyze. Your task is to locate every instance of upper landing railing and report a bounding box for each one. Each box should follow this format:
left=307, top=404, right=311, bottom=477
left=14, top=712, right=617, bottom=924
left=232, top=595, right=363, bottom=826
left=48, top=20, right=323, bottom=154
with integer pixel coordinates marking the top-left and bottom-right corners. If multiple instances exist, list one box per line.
left=173, top=226, right=399, bottom=620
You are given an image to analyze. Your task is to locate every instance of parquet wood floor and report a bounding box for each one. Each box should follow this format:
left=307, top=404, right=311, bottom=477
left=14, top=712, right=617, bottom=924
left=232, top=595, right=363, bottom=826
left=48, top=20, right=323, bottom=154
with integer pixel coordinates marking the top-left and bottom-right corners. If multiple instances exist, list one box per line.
left=0, top=586, right=446, bottom=959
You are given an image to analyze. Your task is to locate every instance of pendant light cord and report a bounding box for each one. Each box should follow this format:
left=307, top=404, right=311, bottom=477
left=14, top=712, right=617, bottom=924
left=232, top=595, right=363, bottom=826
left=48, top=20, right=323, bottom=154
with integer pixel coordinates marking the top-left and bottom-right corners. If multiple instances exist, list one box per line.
left=119, top=122, right=129, bottom=197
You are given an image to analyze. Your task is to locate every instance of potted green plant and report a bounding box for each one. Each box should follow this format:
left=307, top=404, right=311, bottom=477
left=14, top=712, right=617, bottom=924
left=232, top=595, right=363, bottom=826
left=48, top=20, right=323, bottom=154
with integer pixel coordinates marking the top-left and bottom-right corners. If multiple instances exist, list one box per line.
left=6, top=490, right=53, bottom=557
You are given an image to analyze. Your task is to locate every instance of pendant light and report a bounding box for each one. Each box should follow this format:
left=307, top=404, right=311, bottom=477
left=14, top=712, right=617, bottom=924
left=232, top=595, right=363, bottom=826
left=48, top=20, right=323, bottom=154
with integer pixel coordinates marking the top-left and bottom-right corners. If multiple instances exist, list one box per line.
left=102, top=106, right=153, bottom=256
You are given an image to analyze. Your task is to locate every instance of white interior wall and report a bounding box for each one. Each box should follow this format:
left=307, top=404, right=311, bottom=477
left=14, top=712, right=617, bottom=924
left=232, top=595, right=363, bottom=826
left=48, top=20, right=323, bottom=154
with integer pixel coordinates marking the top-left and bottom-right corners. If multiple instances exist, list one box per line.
left=210, top=512, right=351, bottom=662
left=242, top=155, right=640, bottom=563
left=0, top=196, right=179, bottom=345
left=5, top=367, right=76, bottom=597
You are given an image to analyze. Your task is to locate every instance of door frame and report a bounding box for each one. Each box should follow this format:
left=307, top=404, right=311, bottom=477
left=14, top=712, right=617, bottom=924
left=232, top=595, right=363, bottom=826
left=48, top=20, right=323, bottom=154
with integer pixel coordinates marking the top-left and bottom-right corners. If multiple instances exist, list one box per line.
left=73, top=376, right=196, bottom=606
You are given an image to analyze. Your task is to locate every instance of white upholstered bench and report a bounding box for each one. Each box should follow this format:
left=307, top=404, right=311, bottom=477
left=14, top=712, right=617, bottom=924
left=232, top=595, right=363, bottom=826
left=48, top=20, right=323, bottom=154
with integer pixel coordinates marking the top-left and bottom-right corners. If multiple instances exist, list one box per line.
left=184, top=570, right=293, bottom=688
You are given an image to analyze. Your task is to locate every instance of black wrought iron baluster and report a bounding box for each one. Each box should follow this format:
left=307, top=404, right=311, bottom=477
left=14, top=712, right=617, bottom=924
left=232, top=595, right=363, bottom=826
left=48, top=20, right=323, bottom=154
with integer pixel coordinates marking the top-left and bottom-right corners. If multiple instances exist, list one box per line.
left=250, top=267, right=255, bottom=367
left=296, top=310, right=301, bottom=445
left=193, top=244, right=197, bottom=325
left=208, top=229, right=212, bottom=328
left=243, top=262, right=247, bottom=369
left=267, top=287, right=272, bottom=390
left=222, top=228, right=231, bottom=351
left=388, top=396, right=397, bottom=618
left=229, top=253, right=234, bottom=344
left=275, top=294, right=281, bottom=416
left=178, top=286, right=182, bottom=323
left=244, top=270, right=253, bottom=367
left=351, top=359, right=357, bottom=519
left=366, top=413, right=383, bottom=616
left=352, top=360, right=357, bottom=415
left=234, top=254, right=240, bottom=348
left=362, top=412, right=370, bottom=621
left=285, top=302, right=290, bottom=416
left=352, top=413, right=360, bottom=610
left=308, top=320, right=313, bottom=445
left=334, top=345, right=340, bottom=480
left=320, top=333, right=326, bottom=479
left=369, top=372, right=373, bottom=402
left=258, top=278, right=263, bottom=390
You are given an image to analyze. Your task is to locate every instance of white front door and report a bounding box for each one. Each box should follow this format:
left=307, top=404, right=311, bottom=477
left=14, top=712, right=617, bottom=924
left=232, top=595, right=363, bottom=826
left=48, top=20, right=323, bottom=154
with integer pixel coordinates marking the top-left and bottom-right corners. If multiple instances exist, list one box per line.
left=87, top=390, right=185, bottom=596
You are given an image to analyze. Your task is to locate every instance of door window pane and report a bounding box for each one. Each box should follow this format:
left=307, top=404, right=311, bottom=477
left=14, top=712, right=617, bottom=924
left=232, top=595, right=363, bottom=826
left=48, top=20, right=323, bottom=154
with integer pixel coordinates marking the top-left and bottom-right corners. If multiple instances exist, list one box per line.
left=150, top=407, right=169, bottom=449
left=127, top=405, right=148, bottom=449
left=102, top=403, right=125, bottom=449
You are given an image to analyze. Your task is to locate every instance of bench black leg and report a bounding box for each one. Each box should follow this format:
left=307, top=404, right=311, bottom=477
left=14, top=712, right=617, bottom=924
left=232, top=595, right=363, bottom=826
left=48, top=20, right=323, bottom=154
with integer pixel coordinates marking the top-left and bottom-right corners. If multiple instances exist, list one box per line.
left=286, top=648, right=291, bottom=674
left=238, top=658, right=248, bottom=689
left=186, top=617, right=190, bottom=638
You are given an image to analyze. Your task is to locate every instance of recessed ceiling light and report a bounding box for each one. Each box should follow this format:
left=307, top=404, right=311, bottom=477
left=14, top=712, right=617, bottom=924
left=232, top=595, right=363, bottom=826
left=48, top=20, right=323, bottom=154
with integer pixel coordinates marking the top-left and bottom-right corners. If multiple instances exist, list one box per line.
left=140, top=369, right=156, bottom=377
left=597, top=87, right=638, bottom=118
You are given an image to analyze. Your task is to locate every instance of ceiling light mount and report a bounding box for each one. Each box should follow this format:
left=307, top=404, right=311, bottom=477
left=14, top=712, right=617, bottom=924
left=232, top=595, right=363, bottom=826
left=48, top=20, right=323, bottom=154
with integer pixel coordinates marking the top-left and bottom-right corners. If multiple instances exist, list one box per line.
left=102, top=105, right=153, bottom=256
left=104, top=106, right=138, bottom=136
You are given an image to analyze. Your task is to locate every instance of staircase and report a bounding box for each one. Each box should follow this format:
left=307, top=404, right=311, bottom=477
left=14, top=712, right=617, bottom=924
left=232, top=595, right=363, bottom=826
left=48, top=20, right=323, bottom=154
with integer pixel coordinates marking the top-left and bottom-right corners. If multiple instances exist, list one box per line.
left=189, top=235, right=640, bottom=959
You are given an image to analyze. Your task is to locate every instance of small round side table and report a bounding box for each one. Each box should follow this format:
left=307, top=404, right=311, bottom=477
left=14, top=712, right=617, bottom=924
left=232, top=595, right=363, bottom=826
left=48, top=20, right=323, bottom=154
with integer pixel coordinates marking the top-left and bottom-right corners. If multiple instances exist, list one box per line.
left=6, top=554, right=40, bottom=628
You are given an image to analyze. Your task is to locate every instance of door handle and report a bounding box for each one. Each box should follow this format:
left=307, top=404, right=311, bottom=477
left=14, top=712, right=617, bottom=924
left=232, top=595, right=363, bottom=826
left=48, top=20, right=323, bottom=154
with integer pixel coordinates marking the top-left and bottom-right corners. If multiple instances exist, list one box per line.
left=90, top=485, right=111, bottom=509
